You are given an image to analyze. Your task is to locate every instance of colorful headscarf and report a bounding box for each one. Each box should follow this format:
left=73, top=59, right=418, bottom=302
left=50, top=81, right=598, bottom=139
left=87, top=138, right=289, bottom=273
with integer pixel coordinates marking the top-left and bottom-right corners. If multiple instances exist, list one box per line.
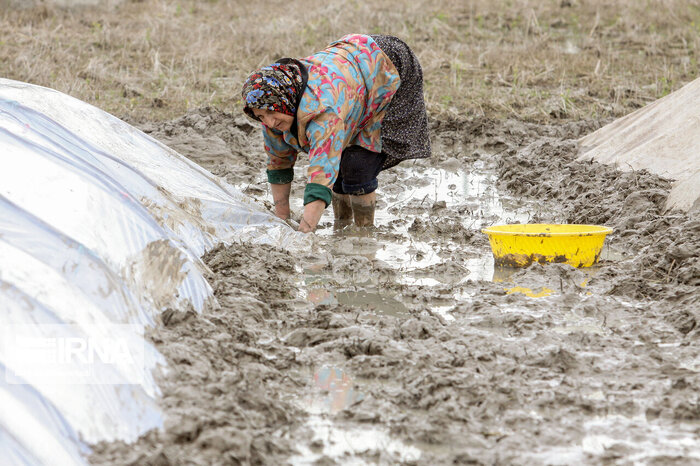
left=242, top=61, right=305, bottom=121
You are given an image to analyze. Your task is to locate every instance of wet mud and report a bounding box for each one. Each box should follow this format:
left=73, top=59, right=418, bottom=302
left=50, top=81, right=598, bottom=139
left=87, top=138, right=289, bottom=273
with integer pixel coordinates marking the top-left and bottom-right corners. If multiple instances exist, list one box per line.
left=494, top=253, right=570, bottom=268
left=91, top=108, right=699, bottom=465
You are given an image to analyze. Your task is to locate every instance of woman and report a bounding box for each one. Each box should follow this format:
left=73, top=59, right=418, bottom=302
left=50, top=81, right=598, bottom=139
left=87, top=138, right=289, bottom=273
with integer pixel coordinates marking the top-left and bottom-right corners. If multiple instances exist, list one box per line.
left=242, top=34, right=431, bottom=233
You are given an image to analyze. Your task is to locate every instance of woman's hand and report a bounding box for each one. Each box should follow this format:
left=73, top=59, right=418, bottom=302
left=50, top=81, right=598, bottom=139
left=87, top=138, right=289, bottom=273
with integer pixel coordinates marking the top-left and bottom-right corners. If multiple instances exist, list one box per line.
left=270, top=182, right=292, bottom=220
left=299, top=200, right=326, bottom=233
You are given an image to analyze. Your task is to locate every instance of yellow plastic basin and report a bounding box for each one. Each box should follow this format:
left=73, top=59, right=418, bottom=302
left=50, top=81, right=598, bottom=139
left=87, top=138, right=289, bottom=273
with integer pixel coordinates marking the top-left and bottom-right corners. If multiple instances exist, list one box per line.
left=481, top=224, right=613, bottom=268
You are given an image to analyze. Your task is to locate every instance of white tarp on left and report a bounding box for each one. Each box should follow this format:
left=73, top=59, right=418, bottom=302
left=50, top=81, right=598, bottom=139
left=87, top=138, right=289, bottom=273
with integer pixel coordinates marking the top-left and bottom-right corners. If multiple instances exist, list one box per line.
left=0, top=78, right=303, bottom=465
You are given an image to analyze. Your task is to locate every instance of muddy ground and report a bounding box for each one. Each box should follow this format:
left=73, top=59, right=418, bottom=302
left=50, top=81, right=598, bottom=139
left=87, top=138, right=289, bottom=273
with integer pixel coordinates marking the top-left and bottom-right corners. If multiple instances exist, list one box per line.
left=88, top=106, right=700, bottom=465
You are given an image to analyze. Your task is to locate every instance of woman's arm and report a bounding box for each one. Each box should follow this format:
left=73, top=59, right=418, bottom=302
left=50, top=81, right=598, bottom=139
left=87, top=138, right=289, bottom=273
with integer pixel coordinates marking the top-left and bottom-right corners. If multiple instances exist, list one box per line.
left=270, top=182, right=291, bottom=220
left=295, top=111, right=344, bottom=233
left=299, top=199, right=325, bottom=233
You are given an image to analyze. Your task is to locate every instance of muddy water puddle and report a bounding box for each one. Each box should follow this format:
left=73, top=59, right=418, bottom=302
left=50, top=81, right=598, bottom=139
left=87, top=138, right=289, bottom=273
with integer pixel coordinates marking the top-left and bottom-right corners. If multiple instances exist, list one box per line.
left=288, top=418, right=422, bottom=465
left=328, top=161, right=537, bottom=282
left=527, top=416, right=700, bottom=465
left=300, top=160, right=551, bottom=312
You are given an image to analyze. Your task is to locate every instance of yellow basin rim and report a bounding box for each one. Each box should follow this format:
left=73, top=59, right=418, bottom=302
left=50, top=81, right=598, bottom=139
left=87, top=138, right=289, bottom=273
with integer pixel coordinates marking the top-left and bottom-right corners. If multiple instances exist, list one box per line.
left=481, top=223, right=614, bottom=268
left=481, top=224, right=613, bottom=237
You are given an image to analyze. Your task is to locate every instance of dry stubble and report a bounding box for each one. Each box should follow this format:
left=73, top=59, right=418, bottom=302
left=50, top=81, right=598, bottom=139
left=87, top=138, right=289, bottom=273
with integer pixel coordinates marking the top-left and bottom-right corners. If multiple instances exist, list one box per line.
left=1, top=0, right=698, bottom=123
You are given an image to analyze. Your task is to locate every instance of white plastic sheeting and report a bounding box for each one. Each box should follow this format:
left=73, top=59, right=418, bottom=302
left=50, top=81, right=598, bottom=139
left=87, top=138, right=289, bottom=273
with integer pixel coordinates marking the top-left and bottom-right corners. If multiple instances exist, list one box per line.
left=578, top=77, right=700, bottom=212
left=0, top=363, right=89, bottom=466
left=0, top=78, right=304, bottom=465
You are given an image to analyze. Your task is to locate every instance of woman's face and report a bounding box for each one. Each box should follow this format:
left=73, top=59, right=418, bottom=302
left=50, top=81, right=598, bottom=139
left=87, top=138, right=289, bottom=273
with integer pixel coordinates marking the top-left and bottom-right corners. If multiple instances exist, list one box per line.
left=252, top=108, right=294, bottom=132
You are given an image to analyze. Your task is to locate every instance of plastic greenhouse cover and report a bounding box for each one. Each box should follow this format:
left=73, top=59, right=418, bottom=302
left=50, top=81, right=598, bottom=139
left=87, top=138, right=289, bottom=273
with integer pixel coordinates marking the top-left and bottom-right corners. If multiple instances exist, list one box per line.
left=0, top=78, right=307, bottom=465
left=578, top=77, right=700, bottom=212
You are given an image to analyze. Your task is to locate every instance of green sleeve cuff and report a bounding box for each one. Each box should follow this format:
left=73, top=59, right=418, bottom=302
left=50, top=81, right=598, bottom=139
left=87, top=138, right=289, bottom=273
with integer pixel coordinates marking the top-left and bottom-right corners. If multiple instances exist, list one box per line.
left=267, top=168, right=294, bottom=184
left=303, top=183, right=332, bottom=207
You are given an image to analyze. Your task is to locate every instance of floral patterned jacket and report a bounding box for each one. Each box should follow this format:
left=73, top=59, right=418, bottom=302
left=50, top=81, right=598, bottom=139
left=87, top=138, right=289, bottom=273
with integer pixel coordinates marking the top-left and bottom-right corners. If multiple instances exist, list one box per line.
left=263, top=34, right=401, bottom=206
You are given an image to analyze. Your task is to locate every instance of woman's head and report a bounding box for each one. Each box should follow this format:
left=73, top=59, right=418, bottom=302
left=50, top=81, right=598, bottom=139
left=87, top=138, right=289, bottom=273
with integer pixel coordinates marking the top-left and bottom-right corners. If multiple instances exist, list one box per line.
left=242, top=62, right=304, bottom=132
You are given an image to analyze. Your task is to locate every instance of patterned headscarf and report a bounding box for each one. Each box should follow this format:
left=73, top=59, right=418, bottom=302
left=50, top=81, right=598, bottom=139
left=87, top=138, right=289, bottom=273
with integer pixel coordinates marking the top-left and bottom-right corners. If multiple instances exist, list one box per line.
left=242, top=62, right=305, bottom=121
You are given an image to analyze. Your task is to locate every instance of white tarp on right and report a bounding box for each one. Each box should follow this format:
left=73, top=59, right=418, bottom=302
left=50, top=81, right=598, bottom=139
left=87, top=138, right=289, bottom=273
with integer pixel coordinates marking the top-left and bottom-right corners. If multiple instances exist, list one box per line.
left=577, top=77, right=700, bottom=213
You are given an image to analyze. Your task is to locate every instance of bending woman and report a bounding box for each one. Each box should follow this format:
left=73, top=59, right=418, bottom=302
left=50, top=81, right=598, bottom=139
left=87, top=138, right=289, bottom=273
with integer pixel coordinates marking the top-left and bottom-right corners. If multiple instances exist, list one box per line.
left=241, top=34, right=431, bottom=233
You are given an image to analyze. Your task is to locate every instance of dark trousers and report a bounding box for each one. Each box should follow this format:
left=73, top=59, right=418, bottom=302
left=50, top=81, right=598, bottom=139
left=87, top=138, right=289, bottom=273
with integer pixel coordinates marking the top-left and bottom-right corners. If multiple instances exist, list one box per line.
left=332, top=145, right=387, bottom=195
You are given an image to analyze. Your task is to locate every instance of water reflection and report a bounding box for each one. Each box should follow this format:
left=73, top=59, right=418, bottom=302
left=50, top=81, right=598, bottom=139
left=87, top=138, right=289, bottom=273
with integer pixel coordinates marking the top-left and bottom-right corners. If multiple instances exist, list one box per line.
left=289, top=418, right=422, bottom=465
left=526, top=413, right=700, bottom=464
left=305, top=284, right=410, bottom=317
left=492, top=264, right=602, bottom=299
left=306, top=366, right=364, bottom=415
left=291, top=366, right=420, bottom=465
left=505, top=285, right=555, bottom=298
left=306, top=287, right=337, bottom=307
